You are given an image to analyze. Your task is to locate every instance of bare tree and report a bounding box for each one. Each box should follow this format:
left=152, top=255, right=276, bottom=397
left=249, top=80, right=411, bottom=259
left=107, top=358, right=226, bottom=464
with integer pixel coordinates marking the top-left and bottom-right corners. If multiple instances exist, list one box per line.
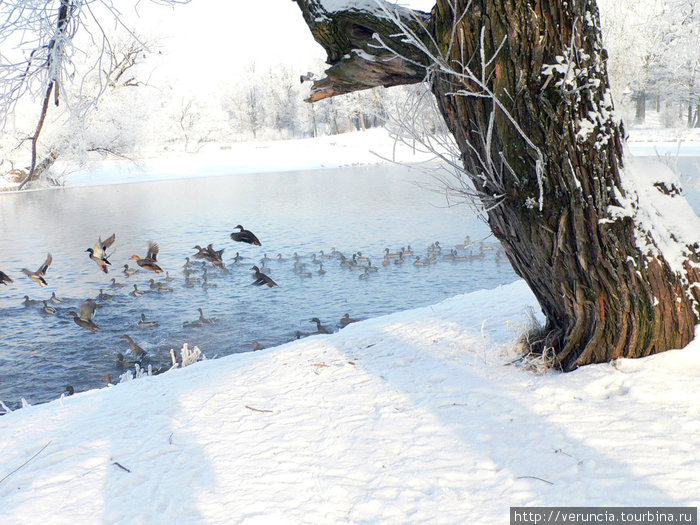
left=294, top=0, right=700, bottom=370
left=0, top=0, right=187, bottom=188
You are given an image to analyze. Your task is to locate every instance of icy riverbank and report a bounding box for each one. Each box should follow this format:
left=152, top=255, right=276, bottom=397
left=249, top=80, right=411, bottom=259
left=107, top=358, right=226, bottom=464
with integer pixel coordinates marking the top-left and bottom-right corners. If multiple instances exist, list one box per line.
left=1, top=280, right=698, bottom=523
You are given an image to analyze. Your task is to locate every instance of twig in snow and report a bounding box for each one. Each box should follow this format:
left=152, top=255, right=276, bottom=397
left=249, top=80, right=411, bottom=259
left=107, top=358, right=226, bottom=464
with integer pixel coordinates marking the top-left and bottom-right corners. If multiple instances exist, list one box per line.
left=245, top=405, right=273, bottom=413
left=515, top=475, right=553, bottom=485
left=0, top=441, right=52, bottom=485
left=112, top=462, right=131, bottom=473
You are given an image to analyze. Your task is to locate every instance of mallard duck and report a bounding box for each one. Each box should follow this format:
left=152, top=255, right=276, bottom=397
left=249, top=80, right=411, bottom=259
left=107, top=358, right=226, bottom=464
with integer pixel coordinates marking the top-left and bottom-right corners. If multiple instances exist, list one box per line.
left=50, top=291, right=63, bottom=304
left=310, top=317, right=331, bottom=334
left=138, top=313, right=158, bottom=328
left=201, top=275, right=217, bottom=289
left=98, top=289, right=113, bottom=300
left=394, top=254, right=404, bottom=265
left=340, top=313, right=358, bottom=327
left=233, top=252, right=244, bottom=264
left=0, top=270, right=13, bottom=285
left=85, top=233, right=115, bottom=273
left=131, top=284, right=143, bottom=297
left=164, top=271, right=173, bottom=282
left=116, top=353, right=138, bottom=368
left=129, top=242, right=163, bottom=273
left=230, top=224, right=261, bottom=246
left=192, top=245, right=209, bottom=260
left=121, top=334, right=147, bottom=360
left=251, top=265, right=277, bottom=287
left=21, top=253, right=52, bottom=287
left=317, top=262, right=326, bottom=275
left=22, top=295, right=41, bottom=307
left=68, top=299, right=99, bottom=333
left=183, top=307, right=214, bottom=328
left=413, top=256, right=426, bottom=267
left=42, top=300, right=56, bottom=315
left=110, top=278, right=124, bottom=288
left=359, top=268, right=370, bottom=280
left=276, top=253, right=286, bottom=262
left=123, top=264, right=139, bottom=277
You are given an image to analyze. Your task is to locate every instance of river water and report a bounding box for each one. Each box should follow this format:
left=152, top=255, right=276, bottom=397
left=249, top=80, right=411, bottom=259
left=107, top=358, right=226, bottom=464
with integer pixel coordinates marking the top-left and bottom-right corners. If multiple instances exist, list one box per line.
left=0, top=164, right=518, bottom=408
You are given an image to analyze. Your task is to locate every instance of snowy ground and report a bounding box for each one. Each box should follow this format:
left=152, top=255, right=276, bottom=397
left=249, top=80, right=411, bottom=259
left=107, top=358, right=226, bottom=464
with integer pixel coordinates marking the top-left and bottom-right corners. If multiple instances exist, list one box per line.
left=2, top=128, right=700, bottom=523
left=1, top=280, right=699, bottom=524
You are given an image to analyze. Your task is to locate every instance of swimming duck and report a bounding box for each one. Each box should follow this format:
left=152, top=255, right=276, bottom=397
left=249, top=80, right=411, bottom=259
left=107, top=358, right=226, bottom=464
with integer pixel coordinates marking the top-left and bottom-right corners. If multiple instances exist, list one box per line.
left=121, top=335, right=147, bottom=361
left=359, top=268, right=370, bottom=280
left=164, top=272, right=174, bottom=282
left=23, top=295, right=41, bottom=307
left=366, top=260, right=378, bottom=272
left=131, top=284, right=143, bottom=297
left=233, top=252, right=244, bottom=264
left=129, top=242, right=163, bottom=273
left=251, top=341, right=264, bottom=351
left=110, top=278, right=124, bottom=288
left=384, top=248, right=400, bottom=259
left=98, top=289, right=113, bottom=300
left=413, top=256, right=426, bottom=267
left=116, top=353, right=138, bottom=368
left=183, top=307, right=214, bottom=327
left=276, top=253, right=287, bottom=262
left=68, top=299, right=99, bottom=333
left=138, top=313, right=158, bottom=328
left=123, top=264, right=139, bottom=277
left=42, top=300, right=56, bottom=315
left=317, top=262, right=326, bottom=275
left=230, top=225, right=261, bottom=246
left=394, top=254, right=404, bottom=265
left=21, top=253, right=52, bottom=287
left=355, top=252, right=369, bottom=263
left=0, top=270, right=13, bottom=285
left=251, top=265, right=277, bottom=287
left=63, top=385, right=75, bottom=396
left=50, top=291, right=63, bottom=304
left=85, top=233, right=115, bottom=273
left=201, top=275, right=217, bottom=289
left=340, top=313, right=358, bottom=327
left=310, top=317, right=332, bottom=334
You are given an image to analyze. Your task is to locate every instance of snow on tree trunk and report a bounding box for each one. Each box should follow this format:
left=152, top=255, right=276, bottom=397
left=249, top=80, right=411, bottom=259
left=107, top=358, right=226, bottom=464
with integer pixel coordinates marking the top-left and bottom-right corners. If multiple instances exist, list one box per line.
left=294, top=0, right=700, bottom=370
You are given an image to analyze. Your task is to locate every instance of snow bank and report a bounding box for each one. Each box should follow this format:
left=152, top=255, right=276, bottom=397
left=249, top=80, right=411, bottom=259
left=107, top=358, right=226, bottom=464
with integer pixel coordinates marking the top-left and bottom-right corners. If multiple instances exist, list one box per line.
left=0, top=129, right=436, bottom=192
left=1, top=280, right=698, bottom=524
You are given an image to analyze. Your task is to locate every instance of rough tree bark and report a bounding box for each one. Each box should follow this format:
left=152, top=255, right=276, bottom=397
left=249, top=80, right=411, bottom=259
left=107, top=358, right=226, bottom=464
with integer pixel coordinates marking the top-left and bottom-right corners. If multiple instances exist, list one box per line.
left=294, top=0, right=700, bottom=370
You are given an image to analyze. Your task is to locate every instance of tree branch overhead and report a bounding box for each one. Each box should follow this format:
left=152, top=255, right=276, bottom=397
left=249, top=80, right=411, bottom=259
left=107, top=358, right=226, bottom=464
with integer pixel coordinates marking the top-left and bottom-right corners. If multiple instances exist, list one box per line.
left=294, top=0, right=433, bottom=101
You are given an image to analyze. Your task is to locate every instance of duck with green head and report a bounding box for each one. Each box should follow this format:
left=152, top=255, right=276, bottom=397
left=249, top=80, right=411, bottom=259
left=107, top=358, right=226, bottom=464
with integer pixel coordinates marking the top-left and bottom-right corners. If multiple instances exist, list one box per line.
left=85, top=233, right=115, bottom=274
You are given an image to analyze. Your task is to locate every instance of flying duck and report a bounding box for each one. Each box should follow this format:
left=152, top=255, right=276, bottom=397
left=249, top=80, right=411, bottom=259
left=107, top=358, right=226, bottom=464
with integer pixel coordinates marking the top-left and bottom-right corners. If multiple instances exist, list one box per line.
left=21, top=253, right=52, bottom=287
left=129, top=242, right=163, bottom=273
left=85, top=233, right=115, bottom=273
left=68, top=299, right=99, bottom=333
left=230, top=225, right=262, bottom=246
left=251, top=265, right=277, bottom=287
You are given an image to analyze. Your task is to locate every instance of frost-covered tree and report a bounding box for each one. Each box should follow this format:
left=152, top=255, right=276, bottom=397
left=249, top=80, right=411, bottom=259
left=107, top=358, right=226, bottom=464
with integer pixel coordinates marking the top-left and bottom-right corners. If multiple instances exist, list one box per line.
left=294, top=0, right=700, bottom=370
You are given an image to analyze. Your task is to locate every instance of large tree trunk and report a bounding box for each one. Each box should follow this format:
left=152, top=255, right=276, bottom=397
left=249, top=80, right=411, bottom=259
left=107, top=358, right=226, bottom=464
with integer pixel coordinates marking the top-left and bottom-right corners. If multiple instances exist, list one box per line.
left=294, top=0, right=700, bottom=370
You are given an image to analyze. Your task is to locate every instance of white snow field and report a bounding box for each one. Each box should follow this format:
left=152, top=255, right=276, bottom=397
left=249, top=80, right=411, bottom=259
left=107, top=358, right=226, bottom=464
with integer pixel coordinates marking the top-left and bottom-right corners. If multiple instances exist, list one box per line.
left=1, top=279, right=699, bottom=524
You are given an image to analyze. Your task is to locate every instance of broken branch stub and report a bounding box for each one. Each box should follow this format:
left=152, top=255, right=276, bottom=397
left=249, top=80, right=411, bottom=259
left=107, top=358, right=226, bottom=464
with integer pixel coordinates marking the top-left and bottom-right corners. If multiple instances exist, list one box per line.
left=294, top=0, right=434, bottom=101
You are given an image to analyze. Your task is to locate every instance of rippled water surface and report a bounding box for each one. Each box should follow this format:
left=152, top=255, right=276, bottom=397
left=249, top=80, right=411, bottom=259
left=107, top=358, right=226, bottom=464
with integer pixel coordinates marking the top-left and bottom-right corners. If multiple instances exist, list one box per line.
left=0, top=165, right=520, bottom=407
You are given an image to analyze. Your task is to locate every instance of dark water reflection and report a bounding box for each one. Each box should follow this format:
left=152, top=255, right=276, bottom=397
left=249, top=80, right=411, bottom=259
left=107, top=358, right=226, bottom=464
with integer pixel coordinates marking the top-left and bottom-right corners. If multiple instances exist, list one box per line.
left=0, top=164, right=515, bottom=407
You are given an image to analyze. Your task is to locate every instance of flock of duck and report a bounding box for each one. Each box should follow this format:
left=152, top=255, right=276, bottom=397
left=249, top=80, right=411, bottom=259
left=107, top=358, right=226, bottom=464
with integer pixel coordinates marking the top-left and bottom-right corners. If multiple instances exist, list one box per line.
left=1, top=225, right=504, bottom=394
